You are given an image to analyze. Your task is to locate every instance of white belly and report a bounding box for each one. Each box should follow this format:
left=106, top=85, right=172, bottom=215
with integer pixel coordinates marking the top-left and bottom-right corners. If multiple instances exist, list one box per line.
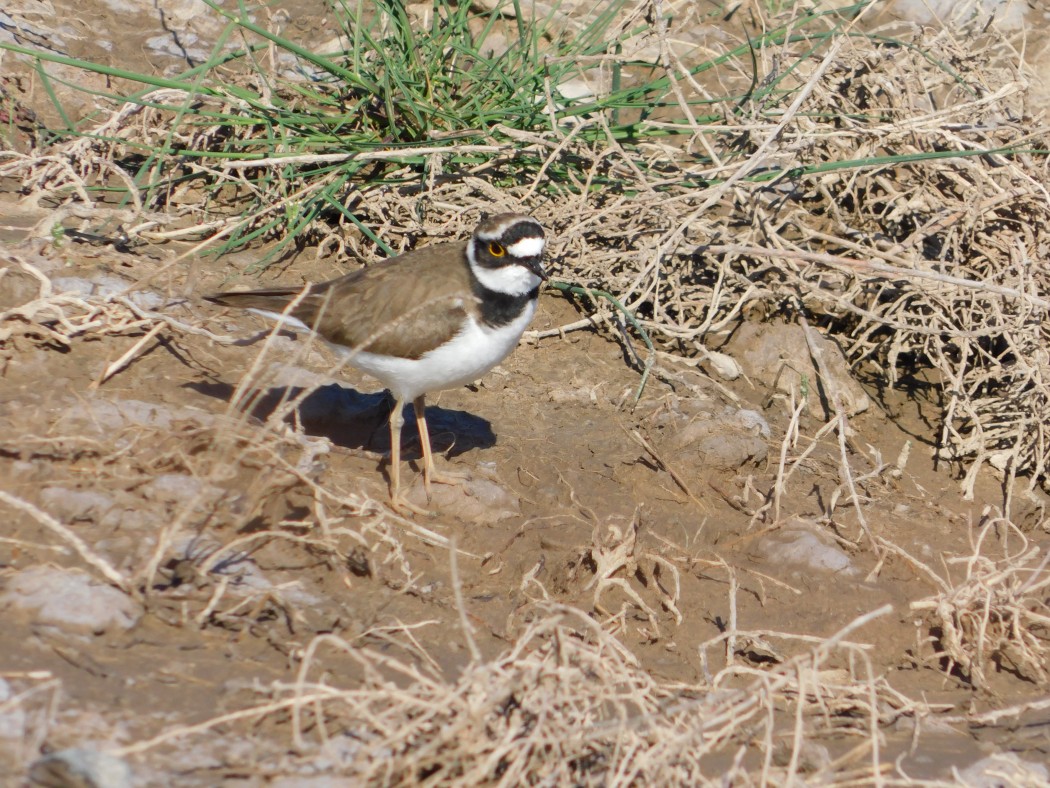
left=335, top=301, right=537, bottom=401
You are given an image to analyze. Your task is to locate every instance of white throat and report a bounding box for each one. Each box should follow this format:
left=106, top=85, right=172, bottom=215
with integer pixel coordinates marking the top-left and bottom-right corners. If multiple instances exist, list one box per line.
left=467, top=241, right=544, bottom=296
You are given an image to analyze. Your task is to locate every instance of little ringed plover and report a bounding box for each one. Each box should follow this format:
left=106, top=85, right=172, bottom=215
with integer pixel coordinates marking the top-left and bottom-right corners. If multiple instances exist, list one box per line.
left=205, top=213, right=547, bottom=514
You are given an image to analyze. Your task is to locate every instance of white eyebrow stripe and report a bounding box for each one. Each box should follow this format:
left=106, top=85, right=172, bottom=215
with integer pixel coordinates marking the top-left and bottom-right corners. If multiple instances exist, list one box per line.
left=507, top=237, right=545, bottom=257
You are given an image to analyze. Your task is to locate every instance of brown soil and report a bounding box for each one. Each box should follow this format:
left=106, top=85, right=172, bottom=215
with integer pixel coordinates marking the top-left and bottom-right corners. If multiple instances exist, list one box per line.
left=2, top=1, right=1050, bottom=786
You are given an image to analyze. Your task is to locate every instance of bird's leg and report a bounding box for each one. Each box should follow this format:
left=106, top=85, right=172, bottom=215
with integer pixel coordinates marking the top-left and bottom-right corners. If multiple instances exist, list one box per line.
left=413, top=395, right=468, bottom=499
left=387, top=397, right=428, bottom=516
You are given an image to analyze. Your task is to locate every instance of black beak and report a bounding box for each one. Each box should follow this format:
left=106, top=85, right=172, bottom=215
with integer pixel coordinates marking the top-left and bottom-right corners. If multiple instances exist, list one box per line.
left=526, top=256, right=549, bottom=281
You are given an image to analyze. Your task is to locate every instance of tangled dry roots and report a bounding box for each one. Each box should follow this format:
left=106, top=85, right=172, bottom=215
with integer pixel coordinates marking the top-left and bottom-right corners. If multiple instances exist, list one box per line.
left=556, top=17, right=1050, bottom=498
left=241, top=603, right=913, bottom=785
left=911, top=519, right=1050, bottom=690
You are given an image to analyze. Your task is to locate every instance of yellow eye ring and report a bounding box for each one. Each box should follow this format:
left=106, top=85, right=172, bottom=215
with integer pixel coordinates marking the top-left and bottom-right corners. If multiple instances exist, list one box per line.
left=488, top=242, right=506, bottom=257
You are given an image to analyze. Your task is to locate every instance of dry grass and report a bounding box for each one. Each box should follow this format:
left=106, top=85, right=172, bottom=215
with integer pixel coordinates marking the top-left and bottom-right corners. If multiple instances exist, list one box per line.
left=102, top=602, right=923, bottom=786
left=545, top=15, right=1050, bottom=500
left=3, top=0, right=1050, bottom=784
left=911, top=515, right=1050, bottom=689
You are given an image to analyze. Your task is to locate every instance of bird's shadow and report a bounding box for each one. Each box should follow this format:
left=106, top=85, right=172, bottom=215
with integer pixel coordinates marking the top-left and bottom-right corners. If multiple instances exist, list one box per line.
left=187, top=380, right=495, bottom=460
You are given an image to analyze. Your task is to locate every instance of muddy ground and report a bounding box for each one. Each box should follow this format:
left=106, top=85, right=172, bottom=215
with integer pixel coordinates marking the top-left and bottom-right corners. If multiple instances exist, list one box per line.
left=2, top=1, right=1050, bottom=786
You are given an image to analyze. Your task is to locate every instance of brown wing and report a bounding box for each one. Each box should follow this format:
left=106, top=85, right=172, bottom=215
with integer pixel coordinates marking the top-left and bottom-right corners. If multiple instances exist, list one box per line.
left=205, top=241, right=476, bottom=360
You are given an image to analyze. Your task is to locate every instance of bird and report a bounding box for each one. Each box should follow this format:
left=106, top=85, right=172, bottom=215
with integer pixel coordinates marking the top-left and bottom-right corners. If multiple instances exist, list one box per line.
left=204, top=213, right=547, bottom=514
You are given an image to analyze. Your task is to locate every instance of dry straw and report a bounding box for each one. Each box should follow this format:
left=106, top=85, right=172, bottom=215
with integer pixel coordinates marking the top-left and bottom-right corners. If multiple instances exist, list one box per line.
left=107, top=602, right=917, bottom=786
left=3, top=1, right=1050, bottom=784
left=911, top=514, right=1050, bottom=689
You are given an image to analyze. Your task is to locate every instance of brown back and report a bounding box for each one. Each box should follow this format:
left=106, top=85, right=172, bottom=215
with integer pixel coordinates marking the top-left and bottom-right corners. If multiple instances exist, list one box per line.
left=206, top=241, right=475, bottom=360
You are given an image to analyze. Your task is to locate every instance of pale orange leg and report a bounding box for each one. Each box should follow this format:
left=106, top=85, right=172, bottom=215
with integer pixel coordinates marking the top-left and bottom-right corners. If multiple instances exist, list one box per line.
left=413, top=394, right=469, bottom=499
left=387, top=397, right=428, bottom=516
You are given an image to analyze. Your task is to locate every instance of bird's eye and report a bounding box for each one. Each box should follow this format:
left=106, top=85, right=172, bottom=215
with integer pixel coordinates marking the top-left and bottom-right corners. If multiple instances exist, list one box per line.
left=488, top=242, right=505, bottom=257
